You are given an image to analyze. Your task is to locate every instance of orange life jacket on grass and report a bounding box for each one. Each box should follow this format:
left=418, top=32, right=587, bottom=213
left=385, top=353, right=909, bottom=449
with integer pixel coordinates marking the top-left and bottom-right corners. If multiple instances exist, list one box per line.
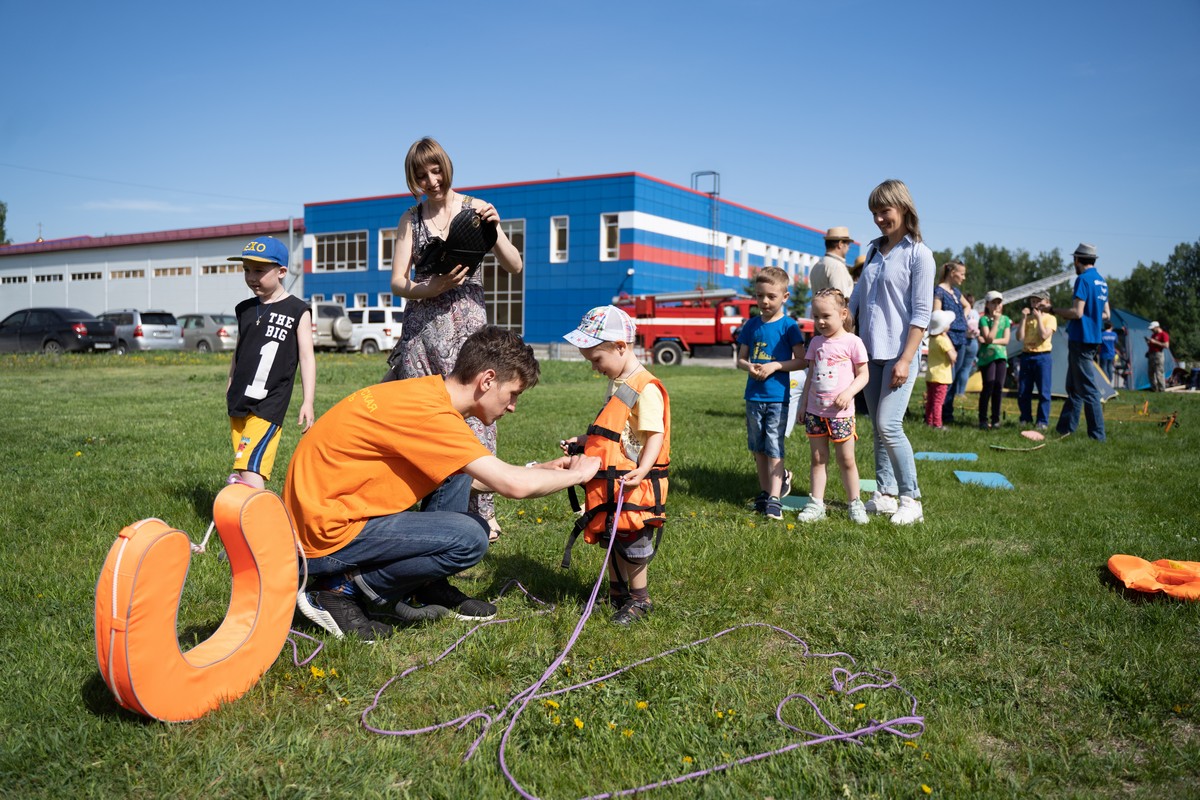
left=562, top=369, right=670, bottom=568
left=1108, top=555, right=1200, bottom=601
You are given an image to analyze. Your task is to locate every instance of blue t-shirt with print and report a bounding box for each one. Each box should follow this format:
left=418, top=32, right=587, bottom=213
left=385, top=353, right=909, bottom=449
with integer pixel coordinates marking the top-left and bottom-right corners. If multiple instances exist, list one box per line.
left=1099, top=329, right=1118, bottom=359
left=1067, top=266, right=1109, bottom=344
left=737, top=315, right=805, bottom=402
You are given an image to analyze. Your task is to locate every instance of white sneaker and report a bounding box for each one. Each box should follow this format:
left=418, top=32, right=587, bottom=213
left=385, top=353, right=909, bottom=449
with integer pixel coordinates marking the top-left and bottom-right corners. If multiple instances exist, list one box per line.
left=795, top=500, right=826, bottom=523
left=847, top=498, right=869, bottom=525
left=864, top=491, right=899, bottom=515
left=890, top=497, right=924, bottom=525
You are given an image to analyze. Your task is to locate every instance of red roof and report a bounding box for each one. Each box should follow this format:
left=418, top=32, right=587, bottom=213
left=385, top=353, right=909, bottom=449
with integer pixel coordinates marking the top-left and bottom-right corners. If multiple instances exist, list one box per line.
left=0, top=219, right=304, bottom=258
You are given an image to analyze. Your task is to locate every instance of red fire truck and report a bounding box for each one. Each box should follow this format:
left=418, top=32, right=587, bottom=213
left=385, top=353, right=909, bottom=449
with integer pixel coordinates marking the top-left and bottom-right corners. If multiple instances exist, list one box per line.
left=615, top=289, right=812, bottom=365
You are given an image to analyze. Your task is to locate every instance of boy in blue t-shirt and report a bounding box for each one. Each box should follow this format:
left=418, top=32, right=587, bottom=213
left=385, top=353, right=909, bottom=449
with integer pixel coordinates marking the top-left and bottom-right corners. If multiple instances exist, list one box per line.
left=736, top=267, right=807, bottom=520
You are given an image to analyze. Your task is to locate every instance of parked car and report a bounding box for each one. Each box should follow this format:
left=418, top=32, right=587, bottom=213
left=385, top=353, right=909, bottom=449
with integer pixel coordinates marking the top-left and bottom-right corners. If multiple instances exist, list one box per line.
left=310, top=302, right=354, bottom=351
left=0, top=307, right=118, bottom=354
left=179, top=312, right=238, bottom=353
left=348, top=306, right=404, bottom=354
left=98, top=309, right=184, bottom=354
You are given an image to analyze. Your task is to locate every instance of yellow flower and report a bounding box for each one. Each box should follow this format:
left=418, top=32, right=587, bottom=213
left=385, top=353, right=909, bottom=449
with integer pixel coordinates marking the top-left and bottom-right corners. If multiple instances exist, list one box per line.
left=536, top=517, right=543, bottom=523
left=608, top=721, right=617, bottom=730
left=517, top=509, right=525, bottom=515
left=715, top=710, right=724, bottom=718
left=853, top=703, right=866, bottom=710
left=903, top=741, right=919, bottom=749
left=543, top=699, right=560, bottom=710
left=330, top=668, right=338, bottom=677
left=310, top=665, right=326, bottom=678
left=748, top=522, right=756, bottom=528
left=921, top=785, right=932, bottom=794
left=689, top=511, right=697, bottom=518
left=573, top=717, right=584, bottom=729
left=786, top=523, right=795, bottom=530
left=681, top=756, right=693, bottom=764
left=74, top=451, right=83, bottom=457
left=622, top=729, right=634, bottom=737
left=552, top=715, right=561, bottom=725
left=636, top=700, right=649, bottom=710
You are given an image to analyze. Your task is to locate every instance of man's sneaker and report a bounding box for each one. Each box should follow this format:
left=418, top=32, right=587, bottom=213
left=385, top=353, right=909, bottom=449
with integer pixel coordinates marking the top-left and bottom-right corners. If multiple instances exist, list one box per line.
left=296, top=590, right=393, bottom=642
left=413, top=577, right=497, bottom=621
left=611, top=598, right=653, bottom=625
left=864, top=491, right=899, bottom=515
left=752, top=491, right=769, bottom=515
left=891, top=497, right=924, bottom=525
left=385, top=597, right=450, bottom=625
left=764, top=496, right=783, bottom=520
left=796, top=500, right=826, bottom=523
left=779, top=469, right=793, bottom=499
left=848, top=498, right=869, bottom=525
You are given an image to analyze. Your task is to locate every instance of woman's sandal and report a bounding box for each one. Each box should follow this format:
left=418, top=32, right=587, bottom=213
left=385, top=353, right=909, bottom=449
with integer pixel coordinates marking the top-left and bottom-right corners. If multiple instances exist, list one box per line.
left=486, top=516, right=503, bottom=543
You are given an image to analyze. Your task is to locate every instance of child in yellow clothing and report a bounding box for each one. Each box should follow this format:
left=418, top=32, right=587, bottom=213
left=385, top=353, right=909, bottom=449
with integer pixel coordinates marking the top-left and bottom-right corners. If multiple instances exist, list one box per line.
left=924, top=310, right=958, bottom=429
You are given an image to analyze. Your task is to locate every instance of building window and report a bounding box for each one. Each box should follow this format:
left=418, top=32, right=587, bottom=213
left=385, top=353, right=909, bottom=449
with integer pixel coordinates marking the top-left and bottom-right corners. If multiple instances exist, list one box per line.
left=354, top=293, right=368, bottom=308
left=35, top=274, right=64, bottom=283
left=314, top=231, right=368, bottom=272
left=2, top=276, right=28, bottom=285
left=311, top=294, right=326, bottom=302
left=202, top=263, right=241, bottom=275
left=725, top=236, right=735, bottom=277
left=71, top=271, right=102, bottom=281
left=378, top=293, right=393, bottom=307
left=154, top=266, right=192, bottom=277
left=332, top=293, right=346, bottom=306
left=111, top=269, right=146, bottom=280
left=482, top=219, right=525, bottom=333
left=601, top=214, right=619, bottom=261
left=550, top=216, right=568, bottom=263
left=380, top=228, right=398, bottom=271
left=739, top=239, right=749, bottom=279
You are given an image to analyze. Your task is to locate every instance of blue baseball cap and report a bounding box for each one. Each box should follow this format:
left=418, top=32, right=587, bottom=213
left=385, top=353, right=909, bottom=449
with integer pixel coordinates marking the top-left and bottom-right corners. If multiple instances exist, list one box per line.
left=229, top=236, right=288, bottom=267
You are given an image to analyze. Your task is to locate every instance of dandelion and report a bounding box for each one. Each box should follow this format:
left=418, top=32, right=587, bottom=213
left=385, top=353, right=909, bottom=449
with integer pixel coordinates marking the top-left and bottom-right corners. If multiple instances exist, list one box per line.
left=330, top=668, right=338, bottom=677
left=536, top=517, right=543, bottom=523
left=681, top=756, right=693, bottom=764
left=310, top=665, right=326, bottom=678
left=748, top=522, right=756, bottom=528
left=574, top=717, right=584, bottom=729
left=921, top=785, right=932, bottom=794
left=543, top=699, right=560, bottom=710
left=727, top=709, right=735, bottom=716
left=608, top=721, right=617, bottom=730
left=715, top=710, right=724, bottom=719
left=903, top=741, right=919, bottom=749
left=518, top=509, right=525, bottom=516
left=74, top=451, right=83, bottom=457
left=689, top=511, right=697, bottom=518
left=787, top=523, right=795, bottom=530
left=622, top=729, right=634, bottom=738
left=552, top=715, right=562, bottom=725
left=636, top=700, right=649, bottom=710
left=853, top=703, right=865, bottom=710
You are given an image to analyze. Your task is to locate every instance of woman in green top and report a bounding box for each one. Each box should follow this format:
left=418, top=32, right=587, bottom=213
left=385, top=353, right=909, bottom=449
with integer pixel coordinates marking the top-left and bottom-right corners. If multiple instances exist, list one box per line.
left=977, top=291, right=1012, bottom=429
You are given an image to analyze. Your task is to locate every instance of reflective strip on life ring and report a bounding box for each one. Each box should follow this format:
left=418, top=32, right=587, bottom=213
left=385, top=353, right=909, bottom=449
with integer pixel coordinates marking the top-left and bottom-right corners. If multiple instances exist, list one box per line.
left=94, top=483, right=299, bottom=721
left=1108, top=554, right=1200, bottom=601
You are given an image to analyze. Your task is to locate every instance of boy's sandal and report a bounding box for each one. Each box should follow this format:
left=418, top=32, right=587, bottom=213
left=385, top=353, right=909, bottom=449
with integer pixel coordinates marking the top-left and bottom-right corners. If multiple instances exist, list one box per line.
left=611, top=599, right=653, bottom=625
left=486, top=516, right=503, bottom=543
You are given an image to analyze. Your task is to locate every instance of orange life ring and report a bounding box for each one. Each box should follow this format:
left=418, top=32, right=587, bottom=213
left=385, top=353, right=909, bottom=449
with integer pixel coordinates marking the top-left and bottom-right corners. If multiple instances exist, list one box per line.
left=94, top=483, right=299, bottom=721
left=1108, top=554, right=1200, bottom=601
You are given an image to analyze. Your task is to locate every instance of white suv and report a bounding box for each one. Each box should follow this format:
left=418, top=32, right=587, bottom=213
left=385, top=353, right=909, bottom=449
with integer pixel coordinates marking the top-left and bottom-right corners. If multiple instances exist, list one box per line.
left=348, top=306, right=405, bottom=354
left=310, top=302, right=354, bottom=351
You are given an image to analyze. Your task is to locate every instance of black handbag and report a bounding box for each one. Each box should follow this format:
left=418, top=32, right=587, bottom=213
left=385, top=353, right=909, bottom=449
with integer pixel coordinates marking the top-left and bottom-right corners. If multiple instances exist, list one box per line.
left=414, top=207, right=498, bottom=277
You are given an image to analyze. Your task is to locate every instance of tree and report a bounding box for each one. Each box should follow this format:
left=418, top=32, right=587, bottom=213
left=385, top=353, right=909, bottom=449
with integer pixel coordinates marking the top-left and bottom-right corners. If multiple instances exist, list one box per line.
left=1112, top=241, right=1200, bottom=360
left=789, top=277, right=811, bottom=319
left=0, top=201, right=11, bottom=246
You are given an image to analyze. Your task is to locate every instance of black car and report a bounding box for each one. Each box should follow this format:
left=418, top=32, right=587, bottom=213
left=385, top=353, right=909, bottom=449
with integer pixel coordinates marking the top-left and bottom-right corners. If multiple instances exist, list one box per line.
left=0, top=307, right=119, bottom=354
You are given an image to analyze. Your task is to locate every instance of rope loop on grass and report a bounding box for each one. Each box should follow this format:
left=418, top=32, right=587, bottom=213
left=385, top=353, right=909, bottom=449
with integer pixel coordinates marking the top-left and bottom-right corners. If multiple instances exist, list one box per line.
left=360, top=484, right=926, bottom=798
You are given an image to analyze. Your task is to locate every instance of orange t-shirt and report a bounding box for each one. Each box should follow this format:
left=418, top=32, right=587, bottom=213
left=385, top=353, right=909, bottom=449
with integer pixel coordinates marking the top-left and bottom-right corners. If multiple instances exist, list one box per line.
left=283, top=376, right=490, bottom=558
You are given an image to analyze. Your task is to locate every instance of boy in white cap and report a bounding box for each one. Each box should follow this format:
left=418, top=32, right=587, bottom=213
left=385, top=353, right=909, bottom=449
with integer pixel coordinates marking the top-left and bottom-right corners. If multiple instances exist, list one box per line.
left=561, top=305, right=669, bottom=625
left=923, top=309, right=958, bottom=429
left=226, top=236, right=316, bottom=488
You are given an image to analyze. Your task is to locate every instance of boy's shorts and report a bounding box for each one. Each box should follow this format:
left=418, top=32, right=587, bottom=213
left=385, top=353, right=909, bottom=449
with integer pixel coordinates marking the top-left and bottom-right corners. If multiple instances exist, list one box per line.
left=746, top=400, right=788, bottom=459
left=804, top=412, right=857, bottom=444
left=231, top=413, right=283, bottom=480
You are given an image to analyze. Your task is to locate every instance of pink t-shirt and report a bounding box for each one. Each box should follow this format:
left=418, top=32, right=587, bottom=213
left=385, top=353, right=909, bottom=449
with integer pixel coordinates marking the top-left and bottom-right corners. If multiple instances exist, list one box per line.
left=804, top=332, right=868, bottom=419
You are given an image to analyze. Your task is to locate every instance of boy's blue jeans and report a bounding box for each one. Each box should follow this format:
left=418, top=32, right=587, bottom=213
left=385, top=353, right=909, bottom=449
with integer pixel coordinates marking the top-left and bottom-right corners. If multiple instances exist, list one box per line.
left=302, top=473, right=490, bottom=604
left=746, top=399, right=788, bottom=459
left=1017, top=351, right=1053, bottom=427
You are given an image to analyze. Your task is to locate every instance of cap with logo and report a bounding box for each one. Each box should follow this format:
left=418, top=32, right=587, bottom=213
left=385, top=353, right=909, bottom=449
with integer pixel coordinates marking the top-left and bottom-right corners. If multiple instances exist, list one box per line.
left=563, top=305, right=637, bottom=348
left=228, top=236, right=288, bottom=268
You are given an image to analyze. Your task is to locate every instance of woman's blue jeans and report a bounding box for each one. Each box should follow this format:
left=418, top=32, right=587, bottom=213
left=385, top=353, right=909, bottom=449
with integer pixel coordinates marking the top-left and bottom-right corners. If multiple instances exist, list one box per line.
left=864, top=354, right=921, bottom=499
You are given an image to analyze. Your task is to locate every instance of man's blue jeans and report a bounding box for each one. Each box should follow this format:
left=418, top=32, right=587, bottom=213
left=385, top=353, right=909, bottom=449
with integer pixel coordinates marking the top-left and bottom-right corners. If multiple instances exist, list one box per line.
left=1017, top=351, right=1053, bottom=427
left=953, top=337, right=979, bottom=397
left=1057, top=341, right=1106, bottom=441
left=303, top=473, right=490, bottom=604
left=864, top=354, right=921, bottom=499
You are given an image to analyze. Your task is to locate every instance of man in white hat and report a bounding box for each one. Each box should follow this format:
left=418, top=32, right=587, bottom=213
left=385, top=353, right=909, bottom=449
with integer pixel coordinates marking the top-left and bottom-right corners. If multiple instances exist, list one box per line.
left=1145, top=321, right=1170, bottom=391
left=1052, top=243, right=1110, bottom=441
left=809, top=227, right=856, bottom=301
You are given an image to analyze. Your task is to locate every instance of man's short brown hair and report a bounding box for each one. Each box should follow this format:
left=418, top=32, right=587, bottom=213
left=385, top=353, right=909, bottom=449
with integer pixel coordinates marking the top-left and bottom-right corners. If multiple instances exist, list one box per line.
left=450, top=326, right=540, bottom=389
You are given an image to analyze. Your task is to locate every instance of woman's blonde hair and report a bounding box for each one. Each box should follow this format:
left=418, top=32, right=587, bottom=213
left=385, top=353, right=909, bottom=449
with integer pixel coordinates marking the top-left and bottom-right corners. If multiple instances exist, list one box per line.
left=868, top=179, right=922, bottom=242
left=939, top=260, right=965, bottom=283
left=404, top=137, right=454, bottom=198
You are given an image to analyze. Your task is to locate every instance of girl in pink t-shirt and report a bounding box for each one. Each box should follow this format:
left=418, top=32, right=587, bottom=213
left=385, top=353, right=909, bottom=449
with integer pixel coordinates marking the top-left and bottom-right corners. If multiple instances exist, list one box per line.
left=796, top=289, right=870, bottom=524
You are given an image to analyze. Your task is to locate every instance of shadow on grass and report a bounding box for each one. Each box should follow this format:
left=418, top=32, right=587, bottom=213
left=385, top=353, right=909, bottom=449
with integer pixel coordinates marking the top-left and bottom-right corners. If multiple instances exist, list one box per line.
left=1096, top=564, right=1167, bottom=603
left=485, top=550, right=598, bottom=607
left=81, top=672, right=153, bottom=723
left=183, top=482, right=221, bottom=522
left=670, top=464, right=752, bottom=505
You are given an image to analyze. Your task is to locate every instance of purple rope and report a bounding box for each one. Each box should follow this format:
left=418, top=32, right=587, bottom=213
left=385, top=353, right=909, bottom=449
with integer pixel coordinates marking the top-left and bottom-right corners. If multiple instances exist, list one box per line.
left=284, top=629, right=324, bottom=667
left=359, top=486, right=925, bottom=799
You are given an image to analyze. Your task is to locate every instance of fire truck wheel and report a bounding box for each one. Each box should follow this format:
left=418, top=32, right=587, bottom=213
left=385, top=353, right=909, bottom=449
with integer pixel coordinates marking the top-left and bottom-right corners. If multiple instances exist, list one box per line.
left=652, top=341, right=684, bottom=366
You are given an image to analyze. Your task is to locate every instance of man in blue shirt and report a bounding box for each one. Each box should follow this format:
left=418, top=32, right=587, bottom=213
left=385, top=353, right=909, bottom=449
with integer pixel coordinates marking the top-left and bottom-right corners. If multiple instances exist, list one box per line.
left=1098, top=321, right=1118, bottom=383
left=1053, top=243, right=1110, bottom=441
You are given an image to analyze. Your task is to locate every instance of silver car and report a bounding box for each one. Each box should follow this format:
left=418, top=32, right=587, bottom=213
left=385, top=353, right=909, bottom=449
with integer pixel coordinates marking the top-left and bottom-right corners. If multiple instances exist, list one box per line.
left=179, top=312, right=238, bottom=353
left=98, top=309, right=184, bottom=354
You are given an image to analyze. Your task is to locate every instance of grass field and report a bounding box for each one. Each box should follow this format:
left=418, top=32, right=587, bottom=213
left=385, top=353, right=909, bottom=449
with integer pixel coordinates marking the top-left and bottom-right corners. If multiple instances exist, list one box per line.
left=1, top=351, right=1197, bottom=799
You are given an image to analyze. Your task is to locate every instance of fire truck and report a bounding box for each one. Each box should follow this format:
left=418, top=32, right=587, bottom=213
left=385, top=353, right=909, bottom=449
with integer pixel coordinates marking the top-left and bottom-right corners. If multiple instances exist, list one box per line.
left=616, top=288, right=811, bottom=365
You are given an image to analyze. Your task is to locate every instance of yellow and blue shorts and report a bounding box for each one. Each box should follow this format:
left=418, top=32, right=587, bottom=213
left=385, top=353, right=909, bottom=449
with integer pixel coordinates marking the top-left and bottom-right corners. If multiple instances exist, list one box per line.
left=803, top=412, right=857, bottom=444
left=230, top=413, right=283, bottom=480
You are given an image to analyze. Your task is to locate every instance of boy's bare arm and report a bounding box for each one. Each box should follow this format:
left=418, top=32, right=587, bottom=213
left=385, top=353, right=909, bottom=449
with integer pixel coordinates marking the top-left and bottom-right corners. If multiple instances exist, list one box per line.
left=296, top=310, right=316, bottom=431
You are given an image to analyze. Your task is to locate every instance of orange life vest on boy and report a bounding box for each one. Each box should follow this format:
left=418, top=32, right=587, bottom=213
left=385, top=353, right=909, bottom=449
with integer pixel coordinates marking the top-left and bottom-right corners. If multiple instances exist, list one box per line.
left=562, top=369, right=670, bottom=567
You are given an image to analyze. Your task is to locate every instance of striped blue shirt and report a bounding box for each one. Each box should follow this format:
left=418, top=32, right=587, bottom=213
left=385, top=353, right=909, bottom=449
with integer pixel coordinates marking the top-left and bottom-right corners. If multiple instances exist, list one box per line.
left=848, top=234, right=935, bottom=361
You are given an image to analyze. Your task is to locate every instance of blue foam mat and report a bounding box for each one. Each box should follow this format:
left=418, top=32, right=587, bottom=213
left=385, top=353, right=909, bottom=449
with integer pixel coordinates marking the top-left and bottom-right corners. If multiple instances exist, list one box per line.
left=915, top=452, right=979, bottom=461
left=954, top=470, right=1014, bottom=490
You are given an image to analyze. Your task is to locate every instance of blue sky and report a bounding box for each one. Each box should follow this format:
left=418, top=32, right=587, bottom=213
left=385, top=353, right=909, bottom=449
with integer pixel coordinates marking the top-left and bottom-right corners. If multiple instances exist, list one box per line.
left=2, top=0, right=1196, bottom=279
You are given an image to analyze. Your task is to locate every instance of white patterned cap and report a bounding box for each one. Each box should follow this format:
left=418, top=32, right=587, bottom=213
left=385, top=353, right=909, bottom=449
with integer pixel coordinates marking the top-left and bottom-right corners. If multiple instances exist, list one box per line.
left=563, top=305, right=637, bottom=348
